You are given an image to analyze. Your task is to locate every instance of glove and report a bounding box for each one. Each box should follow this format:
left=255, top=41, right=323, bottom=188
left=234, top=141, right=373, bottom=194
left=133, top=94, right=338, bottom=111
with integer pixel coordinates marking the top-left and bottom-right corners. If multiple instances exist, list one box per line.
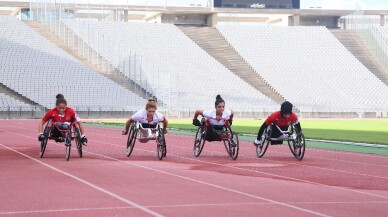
left=80, top=135, right=88, bottom=144
left=38, top=133, right=45, bottom=141
left=192, top=119, right=201, bottom=126
left=253, top=139, right=261, bottom=147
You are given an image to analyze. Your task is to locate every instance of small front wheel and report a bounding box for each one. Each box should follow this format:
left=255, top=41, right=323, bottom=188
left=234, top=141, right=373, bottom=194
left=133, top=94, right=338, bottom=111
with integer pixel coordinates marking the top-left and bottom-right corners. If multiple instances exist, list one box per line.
left=39, top=124, right=51, bottom=158
left=74, top=127, right=83, bottom=158
left=228, top=132, right=239, bottom=160
left=157, top=128, right=167, bottom=160
left=126, top=125, right=137, bottom=157
left=193, top=127, right=206, bottom=157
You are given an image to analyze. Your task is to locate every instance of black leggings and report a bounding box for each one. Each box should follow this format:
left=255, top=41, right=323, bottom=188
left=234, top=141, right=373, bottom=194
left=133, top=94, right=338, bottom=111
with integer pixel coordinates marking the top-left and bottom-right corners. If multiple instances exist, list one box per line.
left=205, top=125, right=224, bottom=141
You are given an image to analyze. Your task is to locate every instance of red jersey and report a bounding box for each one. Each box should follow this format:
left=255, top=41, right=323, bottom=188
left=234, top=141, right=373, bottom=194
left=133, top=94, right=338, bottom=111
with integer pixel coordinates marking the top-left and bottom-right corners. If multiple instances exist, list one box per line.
left=42, top=107, right=80, bottom=123
left=264, top=111, right=298, bottom=127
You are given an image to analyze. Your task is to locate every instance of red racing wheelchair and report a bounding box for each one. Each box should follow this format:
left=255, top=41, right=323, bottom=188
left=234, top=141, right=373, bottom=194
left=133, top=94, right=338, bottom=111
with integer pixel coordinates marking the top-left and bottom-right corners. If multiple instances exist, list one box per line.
left=39, top=119, right=84, bottom=161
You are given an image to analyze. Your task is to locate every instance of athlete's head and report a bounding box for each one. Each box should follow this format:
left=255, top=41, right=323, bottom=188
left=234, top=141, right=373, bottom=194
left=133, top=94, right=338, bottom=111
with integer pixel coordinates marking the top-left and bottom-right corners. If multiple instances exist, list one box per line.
left=215, top=95, right=225, bottom=114
left=145, top=97, right=157, bottom=117
left=55, top=94, right=67, bottom=114
left=280, top=101, right=293, bottom=118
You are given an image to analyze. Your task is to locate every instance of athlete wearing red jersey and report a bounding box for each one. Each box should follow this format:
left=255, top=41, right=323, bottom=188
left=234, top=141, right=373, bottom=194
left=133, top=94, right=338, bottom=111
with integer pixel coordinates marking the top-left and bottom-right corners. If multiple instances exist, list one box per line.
left=38, top=94, right=87, bottom=143
left=253, top=101, right=302, bottom=146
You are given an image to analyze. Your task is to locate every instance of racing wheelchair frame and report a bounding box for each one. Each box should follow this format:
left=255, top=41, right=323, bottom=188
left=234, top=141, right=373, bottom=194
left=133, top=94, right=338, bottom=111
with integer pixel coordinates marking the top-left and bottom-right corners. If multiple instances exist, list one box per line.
left=39, top=119, right=83, bottom=161
left=256, top=123, right=305, bottom=160
left=126, top=122, right=167, bottom=160
left=193, top=118, right=239, bottom=160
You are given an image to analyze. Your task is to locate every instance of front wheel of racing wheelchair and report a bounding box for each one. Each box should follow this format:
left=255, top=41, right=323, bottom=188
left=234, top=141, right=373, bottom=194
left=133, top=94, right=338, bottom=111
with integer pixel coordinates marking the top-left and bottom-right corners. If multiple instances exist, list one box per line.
left=73, top=126, right=83, bottom=158
left=193, top=125, right=206, bottom=157
left=126, top=124, right=138, bottom=157
left=287, top=128, right=306, bottom=161
left=39, top=122, right=51, bottom=158
left=256, top=125, right=271, bottom=158
left=156, top=126, right=167, bottom=160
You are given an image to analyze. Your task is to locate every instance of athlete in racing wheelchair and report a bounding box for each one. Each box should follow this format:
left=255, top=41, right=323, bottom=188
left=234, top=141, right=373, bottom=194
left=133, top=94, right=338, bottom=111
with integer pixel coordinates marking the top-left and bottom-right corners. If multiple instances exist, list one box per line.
left=253, top=101, right=305, bottom=160
left=192, top=95, right=239, bottom=160
left=122, top=98, right=168, bottom=160
left=38, top=94, right=87, bottom=160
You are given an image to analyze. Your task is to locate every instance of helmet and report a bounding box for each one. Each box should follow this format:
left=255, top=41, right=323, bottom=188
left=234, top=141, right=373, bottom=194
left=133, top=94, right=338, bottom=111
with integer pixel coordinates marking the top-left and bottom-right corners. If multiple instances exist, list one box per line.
left=280, top=101, right=293, bottom=116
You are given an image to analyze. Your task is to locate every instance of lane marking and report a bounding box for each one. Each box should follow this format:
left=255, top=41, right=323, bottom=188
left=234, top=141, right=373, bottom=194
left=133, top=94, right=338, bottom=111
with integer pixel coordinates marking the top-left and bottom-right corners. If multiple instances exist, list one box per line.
left=0, top=144, right=164, bottom=217
left=1, top=200, right=388, bottom=215
left=0, top=130, right=330, bottom=217
left=87, top=137, right=388, bottom=200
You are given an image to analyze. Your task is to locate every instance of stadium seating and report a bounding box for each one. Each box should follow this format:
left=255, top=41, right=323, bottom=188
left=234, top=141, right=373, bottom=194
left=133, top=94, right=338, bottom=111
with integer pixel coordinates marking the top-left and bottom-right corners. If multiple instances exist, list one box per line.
left=0, top=16, right=145, bottom=111
left=217, top=25, right=388, bottom=111
left=62, top=20, right=279, bottom=111
left=0, top=93, right=29, bottom=108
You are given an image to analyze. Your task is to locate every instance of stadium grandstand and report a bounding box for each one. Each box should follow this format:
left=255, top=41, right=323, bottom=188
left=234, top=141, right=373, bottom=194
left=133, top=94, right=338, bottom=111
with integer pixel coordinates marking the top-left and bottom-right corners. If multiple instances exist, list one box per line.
left=0, top=0, right=388, bottom=118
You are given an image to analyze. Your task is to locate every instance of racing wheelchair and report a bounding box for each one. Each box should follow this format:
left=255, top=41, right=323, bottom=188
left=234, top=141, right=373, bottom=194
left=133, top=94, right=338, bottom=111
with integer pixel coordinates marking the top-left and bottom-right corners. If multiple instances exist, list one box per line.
left=256, top=123, right=305, bottom=160
left=39, top=119, right=84, bottom=161
left=126, top=122, right=167, bottom=160
left=193, top=118, right=239, bottom=160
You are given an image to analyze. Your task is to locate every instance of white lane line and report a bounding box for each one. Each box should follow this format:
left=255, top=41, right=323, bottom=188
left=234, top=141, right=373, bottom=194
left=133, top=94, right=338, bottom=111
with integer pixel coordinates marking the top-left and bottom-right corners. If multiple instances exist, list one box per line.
left=2, top=200, right=388, bottom=215
left=0, top=144, right=164, bottom=217
left=0, top=130, right=330, bottom=217
left=87, top=137, right=388, bottom=200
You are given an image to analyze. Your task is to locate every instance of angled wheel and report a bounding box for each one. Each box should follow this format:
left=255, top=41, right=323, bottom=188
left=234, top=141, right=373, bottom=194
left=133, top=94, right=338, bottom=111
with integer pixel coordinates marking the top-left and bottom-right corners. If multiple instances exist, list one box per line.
left=228, top=132, right=239, bottom=160
left=65, top=131, right=72, bottom=161
left=289, top=132, right=306, bottom=161
left=157, top=128, right=166, bottom=160
left=126, top=125, right=137, bottom=157
left=256, top=126, right=271, bottom=158
left=39, top=124, right=51, bottom=158
left=193, top=126, right=206, bottom=157
left=74, top=127, right=83, bottom=158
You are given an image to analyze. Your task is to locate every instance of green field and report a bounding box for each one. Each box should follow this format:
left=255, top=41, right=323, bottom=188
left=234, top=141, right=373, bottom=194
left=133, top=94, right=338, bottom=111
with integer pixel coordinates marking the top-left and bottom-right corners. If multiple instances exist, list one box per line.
left=97, top=119, right=388, bottom=145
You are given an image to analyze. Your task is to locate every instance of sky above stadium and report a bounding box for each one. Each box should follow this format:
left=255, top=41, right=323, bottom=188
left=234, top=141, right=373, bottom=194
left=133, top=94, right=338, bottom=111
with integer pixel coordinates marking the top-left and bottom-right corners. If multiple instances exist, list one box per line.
left=1, top=0, right=388, bottom=10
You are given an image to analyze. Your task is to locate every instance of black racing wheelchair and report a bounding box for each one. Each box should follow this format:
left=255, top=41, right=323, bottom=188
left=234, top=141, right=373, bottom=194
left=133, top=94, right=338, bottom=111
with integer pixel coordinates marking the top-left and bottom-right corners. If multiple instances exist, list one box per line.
left=256, top=123, right=305, bottom=160
left=193, top=118, right=239, bottom=160
left=126, top=122, right=167, bottom=160
left=40, top=119, right=84, bottom=161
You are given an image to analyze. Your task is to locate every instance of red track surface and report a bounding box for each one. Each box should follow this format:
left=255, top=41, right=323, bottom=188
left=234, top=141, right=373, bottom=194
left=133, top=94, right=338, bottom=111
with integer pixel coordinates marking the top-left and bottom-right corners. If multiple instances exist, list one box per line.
left=1, top=119, right=388, bottom=217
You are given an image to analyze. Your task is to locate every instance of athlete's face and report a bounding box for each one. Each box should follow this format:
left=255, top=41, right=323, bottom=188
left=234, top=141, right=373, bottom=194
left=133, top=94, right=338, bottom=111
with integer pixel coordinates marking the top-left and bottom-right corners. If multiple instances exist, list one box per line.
left=215, top=102, right=225, bottom=115
left=146, top=108, right=156, bottom=117
left=56, top=103, right=66, bottom=115
left=282, top=113, right=291, bottom=119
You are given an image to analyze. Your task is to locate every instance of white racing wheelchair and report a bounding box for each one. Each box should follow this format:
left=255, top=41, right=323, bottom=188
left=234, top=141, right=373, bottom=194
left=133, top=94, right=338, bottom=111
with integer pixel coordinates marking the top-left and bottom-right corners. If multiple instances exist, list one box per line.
left=256, top=123, right=305, bottom=160
left=126, top=122, right=167, bottom=160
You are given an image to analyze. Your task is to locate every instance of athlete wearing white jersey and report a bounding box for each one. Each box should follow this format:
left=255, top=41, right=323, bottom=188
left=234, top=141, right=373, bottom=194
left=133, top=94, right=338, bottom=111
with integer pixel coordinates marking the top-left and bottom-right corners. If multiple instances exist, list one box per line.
left=192, top=95, right=234, bottom=141
left=122, top=98, right=168, bottom=135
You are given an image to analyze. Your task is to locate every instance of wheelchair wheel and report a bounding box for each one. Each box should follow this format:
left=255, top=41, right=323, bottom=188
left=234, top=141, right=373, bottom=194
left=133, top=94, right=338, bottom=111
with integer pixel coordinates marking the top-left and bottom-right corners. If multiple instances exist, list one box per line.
left=126, top=125, right=137, bottom=157
left=256, top=127, right=271, bottom=158
left=288, top=132, right=306, bottom=161
left=65, top=132, right=72, bottom=161
left=74, top=127, right=82, bottom=158
left=39, top=124, right=51, bottom=158
left=157, top=128, right=167, bottom=160
left=228, top=132, right=239, bottom=160
left=193, top=126, right=206, bottom=157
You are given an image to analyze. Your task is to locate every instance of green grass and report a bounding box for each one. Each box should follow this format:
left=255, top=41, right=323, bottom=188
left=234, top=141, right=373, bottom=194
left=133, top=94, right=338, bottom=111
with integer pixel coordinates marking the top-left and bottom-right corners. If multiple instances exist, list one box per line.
left=96, top=119, right=388, bottom=145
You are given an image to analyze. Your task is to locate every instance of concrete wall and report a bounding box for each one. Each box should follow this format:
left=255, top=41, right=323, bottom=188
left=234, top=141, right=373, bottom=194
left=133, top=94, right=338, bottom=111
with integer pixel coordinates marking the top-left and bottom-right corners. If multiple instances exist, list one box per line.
left=161, top=14, right=207, bottom=25
left=300, top=16, right=339, bottom=28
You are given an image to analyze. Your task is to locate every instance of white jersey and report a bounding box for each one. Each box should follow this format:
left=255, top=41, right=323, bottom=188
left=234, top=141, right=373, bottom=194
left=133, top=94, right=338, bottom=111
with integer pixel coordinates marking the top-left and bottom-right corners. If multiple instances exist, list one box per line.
left=203, top=109, right=232, bottom=126
left=131, top=109, right=165, bottom=125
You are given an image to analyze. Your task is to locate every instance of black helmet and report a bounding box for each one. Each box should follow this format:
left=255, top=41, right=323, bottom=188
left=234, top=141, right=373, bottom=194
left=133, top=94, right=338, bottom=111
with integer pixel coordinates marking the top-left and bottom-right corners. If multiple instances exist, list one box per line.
left=280, top=101, right=293, bottom=115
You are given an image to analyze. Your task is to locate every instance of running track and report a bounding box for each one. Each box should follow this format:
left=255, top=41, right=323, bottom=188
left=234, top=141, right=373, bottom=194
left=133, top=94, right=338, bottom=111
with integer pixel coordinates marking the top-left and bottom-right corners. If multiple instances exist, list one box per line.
left=0, top=119, right=387, bottom=217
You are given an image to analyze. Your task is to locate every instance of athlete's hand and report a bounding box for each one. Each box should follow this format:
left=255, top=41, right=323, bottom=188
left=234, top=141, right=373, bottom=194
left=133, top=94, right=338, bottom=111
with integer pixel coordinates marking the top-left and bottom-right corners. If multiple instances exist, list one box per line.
left=38, top=133, right=45, bottom=141
left=122, top=130, right=128, bottom=135
left=192, top=119, right=201, bottom=126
